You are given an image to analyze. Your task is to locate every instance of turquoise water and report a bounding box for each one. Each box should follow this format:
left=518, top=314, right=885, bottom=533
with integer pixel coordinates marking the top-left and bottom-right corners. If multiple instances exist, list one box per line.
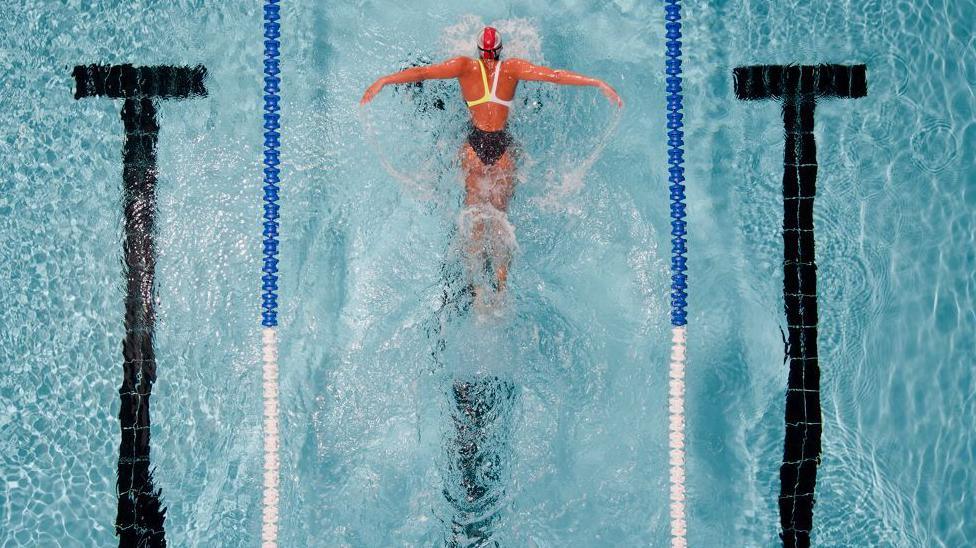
left=1, top=1, right=973, bottom=546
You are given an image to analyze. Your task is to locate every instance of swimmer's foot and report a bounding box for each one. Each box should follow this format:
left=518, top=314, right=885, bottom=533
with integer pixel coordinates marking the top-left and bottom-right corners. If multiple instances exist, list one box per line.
left=473, top=280, right=509, bottom=317
left=473, top=286, right=491, bottom=313
left=495, top=264, right=507, bottom=292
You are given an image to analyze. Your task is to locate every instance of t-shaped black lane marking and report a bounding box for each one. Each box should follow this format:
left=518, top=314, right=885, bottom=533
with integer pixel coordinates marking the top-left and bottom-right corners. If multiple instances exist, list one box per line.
left=73, top=64, right=207, bottom=548
left=733, top=64, right=866, bottom=548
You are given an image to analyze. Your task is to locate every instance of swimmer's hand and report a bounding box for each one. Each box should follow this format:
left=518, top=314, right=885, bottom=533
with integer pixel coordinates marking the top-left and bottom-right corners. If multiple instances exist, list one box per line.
left=360, top=78, right=386, bottom=105
left=598, top=82, right=623, bottom=108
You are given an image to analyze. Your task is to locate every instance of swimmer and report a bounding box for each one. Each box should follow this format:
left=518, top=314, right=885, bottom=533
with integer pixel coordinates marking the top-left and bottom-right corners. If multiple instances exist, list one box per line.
left=361, top=26, right=623, bottom=301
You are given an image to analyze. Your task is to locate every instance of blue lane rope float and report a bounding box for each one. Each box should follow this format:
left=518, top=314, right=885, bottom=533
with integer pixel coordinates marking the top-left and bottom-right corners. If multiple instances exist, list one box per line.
left=664, top=1, right=689, bottom=547
left=261, top=1, right=282, bottom=546
left=665, top=0, right=688, bottom=328
left=262, top=0, right=282, bottom=329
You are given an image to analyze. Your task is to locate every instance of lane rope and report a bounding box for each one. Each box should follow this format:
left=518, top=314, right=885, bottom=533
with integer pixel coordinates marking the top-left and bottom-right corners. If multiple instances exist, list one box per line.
left=261, top=0, right=282, bottom=546
left=664, top=1, right=688, bottom=546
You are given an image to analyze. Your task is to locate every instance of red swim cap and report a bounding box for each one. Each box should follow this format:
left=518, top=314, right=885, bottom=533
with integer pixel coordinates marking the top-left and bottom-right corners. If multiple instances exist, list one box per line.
left=477, top=27, right=502, bottom=60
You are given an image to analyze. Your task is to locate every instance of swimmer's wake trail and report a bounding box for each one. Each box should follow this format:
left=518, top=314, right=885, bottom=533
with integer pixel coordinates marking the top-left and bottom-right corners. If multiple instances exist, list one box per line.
left=426, top=249, right=516, bottom=547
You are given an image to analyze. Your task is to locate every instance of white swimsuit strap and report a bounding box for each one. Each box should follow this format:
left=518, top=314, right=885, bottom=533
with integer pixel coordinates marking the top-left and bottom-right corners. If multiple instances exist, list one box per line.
left=490, top=60, right=501, bottom=96
left=490, top=60, right=513, bottom=107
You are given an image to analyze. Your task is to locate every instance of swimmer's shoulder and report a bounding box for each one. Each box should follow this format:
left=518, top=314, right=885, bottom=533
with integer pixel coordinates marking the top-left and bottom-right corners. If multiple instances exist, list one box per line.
left=502, top=58, right=533, bottom=77
left=445, top=56, right=481, bottom=74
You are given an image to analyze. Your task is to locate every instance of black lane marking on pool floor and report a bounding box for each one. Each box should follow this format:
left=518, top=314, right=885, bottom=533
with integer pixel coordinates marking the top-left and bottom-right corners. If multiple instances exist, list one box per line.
left=734, top=64, right=866, bottom=548
left=73, top=64, right=207, bottom=548
left=73, top=64, right=207, bottom=100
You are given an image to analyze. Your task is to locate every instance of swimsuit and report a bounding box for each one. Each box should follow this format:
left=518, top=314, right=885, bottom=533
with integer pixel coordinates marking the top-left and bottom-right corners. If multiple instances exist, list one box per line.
left=467, top=127, right=512, bottom=166
left=465, top=60, right=514, bottom=166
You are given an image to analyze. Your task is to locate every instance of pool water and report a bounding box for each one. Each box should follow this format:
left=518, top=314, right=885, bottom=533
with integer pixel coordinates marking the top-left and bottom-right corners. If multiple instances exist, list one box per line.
left=1, top=1, right=973, bottom=546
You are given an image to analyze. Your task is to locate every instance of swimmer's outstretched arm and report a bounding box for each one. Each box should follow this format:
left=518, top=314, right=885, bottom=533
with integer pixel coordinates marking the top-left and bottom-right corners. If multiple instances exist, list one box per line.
left=509, top=58, right=623, bottom=107
left=360, top=57, right=468, bottom=105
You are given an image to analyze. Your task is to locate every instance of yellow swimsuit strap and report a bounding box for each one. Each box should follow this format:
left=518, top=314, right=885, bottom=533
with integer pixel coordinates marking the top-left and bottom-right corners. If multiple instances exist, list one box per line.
left=465, top=60, right=493, bottom=107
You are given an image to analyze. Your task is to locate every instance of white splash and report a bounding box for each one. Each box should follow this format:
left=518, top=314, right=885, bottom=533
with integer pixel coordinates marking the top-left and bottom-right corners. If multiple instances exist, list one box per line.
left=531, top=106, right=622, bottom=212
left=357, top=108, right=444, bottom=206
left=456, top=203, right=519, bottom=283
left=440, top=15, right=545, bottom=62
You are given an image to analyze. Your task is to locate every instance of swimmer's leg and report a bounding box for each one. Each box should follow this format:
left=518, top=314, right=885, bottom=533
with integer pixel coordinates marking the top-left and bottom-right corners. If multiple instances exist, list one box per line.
left=487, top=151, right=516, bottom=292
left=461, top=145, right=490, bottom=306
left=460, top=146, right=517, bottom=303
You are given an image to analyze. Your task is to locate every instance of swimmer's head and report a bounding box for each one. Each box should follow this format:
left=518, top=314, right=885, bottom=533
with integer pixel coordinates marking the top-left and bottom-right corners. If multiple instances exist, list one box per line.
left=477, top=27, right=502, bottom=61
